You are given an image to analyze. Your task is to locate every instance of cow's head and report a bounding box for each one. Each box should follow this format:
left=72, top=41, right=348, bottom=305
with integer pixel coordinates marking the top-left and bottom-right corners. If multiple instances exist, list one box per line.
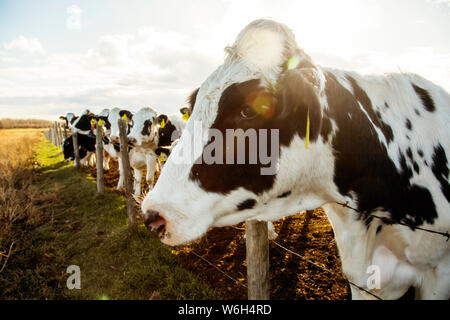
left=95, top=109, right=112, bottom=136
left=72, top=109, right=96, bottom=135
left=155, top=114, right=181, bottom=147
left=142, top=19, right=334, bottom=245
left=127, top=107, right=158, bottom=147
left=108, top=108, right=134, bottom=143
left=60, top=113, right=78, bottom=129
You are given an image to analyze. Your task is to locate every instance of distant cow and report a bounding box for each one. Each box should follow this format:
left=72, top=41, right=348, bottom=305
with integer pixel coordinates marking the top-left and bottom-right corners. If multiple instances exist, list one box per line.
left=142, top=19, right=450, bottom=299
left=62, top=133, right=96, bottom=167
left=59, top=113, right=78, bottom=130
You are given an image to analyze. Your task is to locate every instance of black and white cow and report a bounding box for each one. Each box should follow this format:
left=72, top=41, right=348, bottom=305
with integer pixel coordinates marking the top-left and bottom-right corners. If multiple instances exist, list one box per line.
left=127, top=108, right=188, bottom=193
left=59, top=112, right=78, bottom=130
left=62, top=132, right=96, bottom=167
left=126, top=107, right=160, bottom=194
left=142, top=19, right=450, bottom=299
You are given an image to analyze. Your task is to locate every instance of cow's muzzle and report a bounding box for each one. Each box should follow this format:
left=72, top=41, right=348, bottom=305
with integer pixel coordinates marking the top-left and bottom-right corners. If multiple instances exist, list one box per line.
left=144, top=210, right=166, bottom=238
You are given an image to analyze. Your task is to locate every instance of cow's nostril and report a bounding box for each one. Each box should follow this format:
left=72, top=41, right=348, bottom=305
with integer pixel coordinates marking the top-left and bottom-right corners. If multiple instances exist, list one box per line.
left=144, top=210, right=166, bottom=238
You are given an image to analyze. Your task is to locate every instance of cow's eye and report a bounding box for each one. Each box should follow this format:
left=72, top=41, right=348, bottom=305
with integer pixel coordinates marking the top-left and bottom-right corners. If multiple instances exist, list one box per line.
left=240, top=105, right=258, bottom=119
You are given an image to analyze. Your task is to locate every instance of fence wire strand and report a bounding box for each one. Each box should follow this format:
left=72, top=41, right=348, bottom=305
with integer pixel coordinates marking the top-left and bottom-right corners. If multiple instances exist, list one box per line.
left=190, top=250, right=248, bottom=289
left=336, top=202, right=450, bottom=241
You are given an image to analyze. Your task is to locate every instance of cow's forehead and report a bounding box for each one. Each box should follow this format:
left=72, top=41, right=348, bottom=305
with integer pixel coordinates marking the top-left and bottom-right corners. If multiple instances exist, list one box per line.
left=191, top=61, right=260, bottom=128
left=134, top=108, right=157, bottom=123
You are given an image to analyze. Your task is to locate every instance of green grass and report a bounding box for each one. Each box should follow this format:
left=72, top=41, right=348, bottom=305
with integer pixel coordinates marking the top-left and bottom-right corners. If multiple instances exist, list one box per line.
left=0, top=136, right=219, bottom=300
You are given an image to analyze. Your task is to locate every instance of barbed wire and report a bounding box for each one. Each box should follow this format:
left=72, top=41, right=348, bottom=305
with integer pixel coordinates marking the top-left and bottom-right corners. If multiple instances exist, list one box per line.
left=336, top=202, right=450, bottom=241
left=270, top=240, right=383, bottom=300
left=190, top=250, right=248, bottom=289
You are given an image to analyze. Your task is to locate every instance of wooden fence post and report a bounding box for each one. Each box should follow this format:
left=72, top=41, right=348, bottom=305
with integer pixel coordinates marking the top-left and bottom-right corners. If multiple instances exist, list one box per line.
left=57, top=122, right=63, bottom=149
left=118, top=118, right=137, bottom=233
left=54, top=122, right=60, bottom=147
left=95, top=123, right=104, bottom=194
left=72, top=132, right=81, bottom=168
left=246, top=219, right=270, bottom=300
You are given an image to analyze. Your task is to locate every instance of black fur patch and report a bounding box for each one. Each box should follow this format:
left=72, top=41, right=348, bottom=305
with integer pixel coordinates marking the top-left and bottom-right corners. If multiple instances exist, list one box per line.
left=141, top=119, right=152, bottom=136
left=325, top=72, right=438, bottom=227
left=237, top=198, right=256, bottom=211
left=278, top=191, right=291, bottom=198
left=412, top=83, right=435, bottom=112
left=157, top=118, right=177, bottom=147
left=346, top=76, right=393, bottom=144
left=431, top=144, right=450, bottom=202
left=405, top=118, right=412, bottom=130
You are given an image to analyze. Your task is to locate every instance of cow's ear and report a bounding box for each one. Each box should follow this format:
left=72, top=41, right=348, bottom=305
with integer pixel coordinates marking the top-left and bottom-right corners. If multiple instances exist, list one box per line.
left=59, top=116, right=67, bottom=121
left=187, top=88, right=199, bottom=112
left=157, top=114, right=168, bottom=124
left=179, top=107, right=191, bottom=116
left=119, top=110, right=133, bottom=120
left=277, top=69, right=322, bottom=141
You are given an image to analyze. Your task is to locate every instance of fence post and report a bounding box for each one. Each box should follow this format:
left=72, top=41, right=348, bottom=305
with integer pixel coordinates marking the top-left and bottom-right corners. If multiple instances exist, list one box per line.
left=57, top=122, right=63, bottom=149
left=72, top=132, right=81, bottom=168
left=95, top=123, right=104, bottom=194
left=118, top=118, right=137, bottom=233
left=54, top=122, right=60, bottom=148
left=246, top=219, right=270, bottom=300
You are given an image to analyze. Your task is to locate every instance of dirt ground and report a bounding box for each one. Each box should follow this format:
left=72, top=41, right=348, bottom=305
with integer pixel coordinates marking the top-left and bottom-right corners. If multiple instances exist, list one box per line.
left=89, top=159, right=350, bottom=300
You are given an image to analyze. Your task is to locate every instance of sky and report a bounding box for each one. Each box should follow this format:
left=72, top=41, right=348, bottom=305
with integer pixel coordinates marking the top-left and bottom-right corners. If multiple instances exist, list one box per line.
left=0, top=0, right=449, bottom=120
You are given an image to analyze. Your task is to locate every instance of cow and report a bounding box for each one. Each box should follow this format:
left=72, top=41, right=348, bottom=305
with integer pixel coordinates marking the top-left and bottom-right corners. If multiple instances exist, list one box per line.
left=105, top=107, right=154, bottom=196
left=71, top=109, right=111, bottom=169
left=62, top=132, right=96, bottom=167
left=141, top=19, right=450, bottom=299
left=127, top=108, right=188, bottom=194
left=59, top=113, right=78, bottom=130
left=127, top=107, right=160, bottom=194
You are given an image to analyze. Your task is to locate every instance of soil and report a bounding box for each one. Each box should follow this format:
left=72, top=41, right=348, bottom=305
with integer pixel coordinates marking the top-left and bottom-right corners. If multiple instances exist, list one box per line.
left=88, top=159, right=350, bottom=300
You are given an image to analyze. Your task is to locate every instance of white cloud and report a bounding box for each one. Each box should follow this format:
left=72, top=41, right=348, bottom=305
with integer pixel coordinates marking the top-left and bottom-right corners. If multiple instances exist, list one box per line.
left=67, top=5, right=82, bottom=30
left=3, top=36, right=46, bottom=55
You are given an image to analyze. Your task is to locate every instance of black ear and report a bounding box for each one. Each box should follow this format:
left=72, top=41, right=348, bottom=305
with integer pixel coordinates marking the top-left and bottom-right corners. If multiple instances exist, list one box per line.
left=59, top=116, right=67, bottom=121
left=179, top=107, right=191, bottom=116
left=157, top=114, right=168, bottom=124
left=187, top=88, right=199, bottom=112
left=119, top=110, right=133, bottom=120
left=155, top=147, right=171, bottom=156
left=277, top=69, right=322, bottom=142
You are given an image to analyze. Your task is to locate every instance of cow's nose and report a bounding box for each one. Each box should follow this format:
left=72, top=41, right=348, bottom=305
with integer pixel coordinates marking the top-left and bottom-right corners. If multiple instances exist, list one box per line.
left=110, top=136, right=119, bottom=143
left=128, top=137, right=137, bottom=145
left=144, top=210, right=166, bottom=238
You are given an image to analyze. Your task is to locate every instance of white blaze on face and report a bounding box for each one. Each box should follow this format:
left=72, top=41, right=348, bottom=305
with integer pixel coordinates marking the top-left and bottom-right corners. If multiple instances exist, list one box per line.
left=127, top=107, right=158, bottom=147
left=141, top=19, right=310, bottom=246
left=108, top=107, right=123, bottom=141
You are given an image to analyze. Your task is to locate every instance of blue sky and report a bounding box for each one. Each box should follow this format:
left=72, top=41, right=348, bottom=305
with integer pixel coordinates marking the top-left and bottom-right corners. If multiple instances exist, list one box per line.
left=0, top=0, right=449, bottom=119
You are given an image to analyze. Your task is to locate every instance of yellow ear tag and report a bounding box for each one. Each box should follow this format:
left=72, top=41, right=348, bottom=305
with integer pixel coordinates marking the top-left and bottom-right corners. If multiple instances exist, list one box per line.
left=160, top=118, right=166, bottom=128
left=98, top=119, right=104, bottom=126
left=182, top=112, right=190, bottom=121
left=122, top=114, right=127, bottom=121
left=305, top=109, right=310, bottom=149
left=159, top=153, right=167, bottom=162
left=90, top=118, right=97, bottom=125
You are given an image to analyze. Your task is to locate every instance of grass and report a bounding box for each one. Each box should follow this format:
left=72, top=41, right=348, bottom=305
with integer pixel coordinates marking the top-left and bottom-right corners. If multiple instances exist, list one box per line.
left=0, top=131, right=218, bottom=300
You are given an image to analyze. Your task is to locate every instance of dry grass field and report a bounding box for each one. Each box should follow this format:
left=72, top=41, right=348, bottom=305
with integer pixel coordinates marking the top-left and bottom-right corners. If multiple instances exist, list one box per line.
left=0, top=129, right=55, bottom=273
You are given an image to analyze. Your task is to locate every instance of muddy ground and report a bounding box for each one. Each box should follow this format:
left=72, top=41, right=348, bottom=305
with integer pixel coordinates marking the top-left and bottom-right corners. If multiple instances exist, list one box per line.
left=89, top=160, right=350, bottom=300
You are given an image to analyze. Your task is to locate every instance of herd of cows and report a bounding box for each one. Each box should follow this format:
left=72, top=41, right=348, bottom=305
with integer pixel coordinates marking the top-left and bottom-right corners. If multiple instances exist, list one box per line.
left=57, top=19, right=449, bottom=300
left=60, top=106, right=190, bottom=197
